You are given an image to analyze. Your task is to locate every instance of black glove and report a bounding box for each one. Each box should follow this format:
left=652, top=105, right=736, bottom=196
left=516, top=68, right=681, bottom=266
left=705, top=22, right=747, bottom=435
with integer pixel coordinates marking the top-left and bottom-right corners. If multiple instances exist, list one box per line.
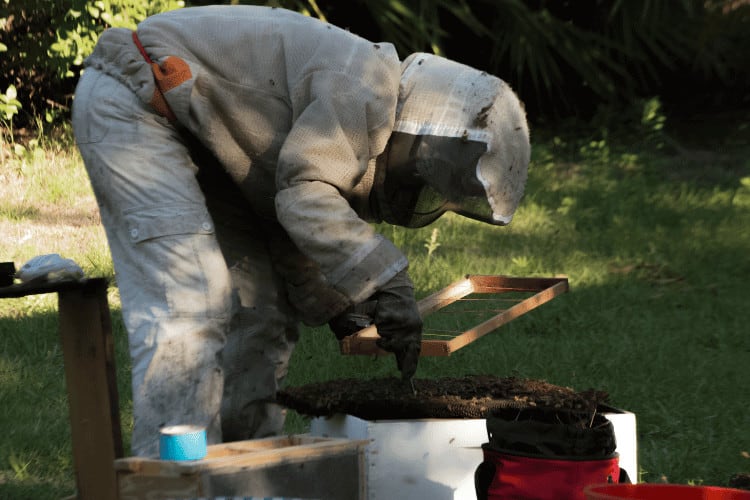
left=328, top=269, right=422, bottom=380
left=373, top=270, right=423, bottom=380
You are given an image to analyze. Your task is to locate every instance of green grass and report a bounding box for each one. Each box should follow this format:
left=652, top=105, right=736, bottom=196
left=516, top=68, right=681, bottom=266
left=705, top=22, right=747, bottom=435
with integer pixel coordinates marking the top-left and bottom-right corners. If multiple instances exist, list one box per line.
left=1, top=114, right=749, bottom=498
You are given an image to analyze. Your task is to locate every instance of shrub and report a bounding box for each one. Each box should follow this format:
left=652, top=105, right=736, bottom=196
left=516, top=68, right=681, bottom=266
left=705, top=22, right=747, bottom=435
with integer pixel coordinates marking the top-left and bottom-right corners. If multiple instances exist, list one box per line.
left=1, top=0, right=748, bottom=131
left=0, top=0, right=184, bottom=130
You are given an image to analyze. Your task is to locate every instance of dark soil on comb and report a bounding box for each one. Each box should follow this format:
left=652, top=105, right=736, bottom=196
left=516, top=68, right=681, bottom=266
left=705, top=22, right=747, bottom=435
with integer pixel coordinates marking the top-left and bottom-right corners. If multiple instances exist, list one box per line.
left=277, top=375, right=610, bottom=420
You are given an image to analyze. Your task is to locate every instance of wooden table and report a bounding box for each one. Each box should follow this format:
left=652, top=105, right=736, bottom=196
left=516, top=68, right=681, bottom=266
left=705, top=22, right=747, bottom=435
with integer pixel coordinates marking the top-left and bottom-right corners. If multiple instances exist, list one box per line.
left=0, top=278, right=123, bottom=500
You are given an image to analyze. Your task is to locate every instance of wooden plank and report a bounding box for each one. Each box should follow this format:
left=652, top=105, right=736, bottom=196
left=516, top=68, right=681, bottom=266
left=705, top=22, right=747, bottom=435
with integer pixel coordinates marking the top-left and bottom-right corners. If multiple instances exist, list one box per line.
left=194, top=439, right=365, bottom=471
left=115, top=436, right=366, bottom=473
left=444, top=279, right=569, bottom=353
left=57, top=279, right=122, bottom=500
left=115, top=436, right=366, bottom=500
left=0, top=277, right=109, bottom=298
left=416, top=275, right=475, bottom=316
left=340, top=336, right=451, bottom=356
left=468, top=274, right=569, bottom=293
left=114, top=436, right=318, bottom=473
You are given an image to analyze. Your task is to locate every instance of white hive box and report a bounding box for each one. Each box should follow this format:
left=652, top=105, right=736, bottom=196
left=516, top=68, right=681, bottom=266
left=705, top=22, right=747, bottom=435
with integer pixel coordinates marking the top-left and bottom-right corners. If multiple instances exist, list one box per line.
left=311, top=408, right=637, bottom=500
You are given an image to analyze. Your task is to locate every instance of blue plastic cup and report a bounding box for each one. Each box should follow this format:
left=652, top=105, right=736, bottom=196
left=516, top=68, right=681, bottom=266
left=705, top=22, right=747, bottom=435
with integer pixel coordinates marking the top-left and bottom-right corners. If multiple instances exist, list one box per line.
left=159, top=425, right=207, bottom=461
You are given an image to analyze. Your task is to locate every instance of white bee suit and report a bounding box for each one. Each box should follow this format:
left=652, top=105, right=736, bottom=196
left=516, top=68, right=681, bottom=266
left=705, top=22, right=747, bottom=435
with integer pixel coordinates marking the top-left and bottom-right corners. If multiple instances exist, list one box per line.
left=72, top=5, right=529, bottom=457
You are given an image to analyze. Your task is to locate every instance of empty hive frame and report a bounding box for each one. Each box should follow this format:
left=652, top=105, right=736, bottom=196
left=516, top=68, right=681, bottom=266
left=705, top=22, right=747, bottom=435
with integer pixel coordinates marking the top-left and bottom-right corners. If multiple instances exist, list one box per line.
left=339, top=275, right=569, bottom=357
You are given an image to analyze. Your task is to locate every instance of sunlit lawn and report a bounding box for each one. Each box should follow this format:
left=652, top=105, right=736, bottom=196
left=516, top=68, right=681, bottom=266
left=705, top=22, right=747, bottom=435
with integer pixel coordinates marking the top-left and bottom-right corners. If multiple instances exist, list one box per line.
left=1, top=114, right=748, bottom=498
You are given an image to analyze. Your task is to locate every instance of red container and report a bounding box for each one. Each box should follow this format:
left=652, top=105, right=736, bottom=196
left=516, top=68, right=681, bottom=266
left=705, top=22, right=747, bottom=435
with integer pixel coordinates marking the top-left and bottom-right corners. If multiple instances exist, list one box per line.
left=584, top=483, right=750, bottom=500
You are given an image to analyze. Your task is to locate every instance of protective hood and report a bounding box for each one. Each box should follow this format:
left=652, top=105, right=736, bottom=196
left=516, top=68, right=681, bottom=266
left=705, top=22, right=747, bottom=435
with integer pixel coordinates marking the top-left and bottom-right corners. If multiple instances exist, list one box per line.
left=375, top=53, right=530, bottom=228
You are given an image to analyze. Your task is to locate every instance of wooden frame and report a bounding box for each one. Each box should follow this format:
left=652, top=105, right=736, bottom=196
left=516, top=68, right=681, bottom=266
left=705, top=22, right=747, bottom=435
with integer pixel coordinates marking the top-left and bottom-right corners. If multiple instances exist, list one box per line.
left=115, top=435, right=367, bottom=500
left=340, top=275, right=569, bottom=357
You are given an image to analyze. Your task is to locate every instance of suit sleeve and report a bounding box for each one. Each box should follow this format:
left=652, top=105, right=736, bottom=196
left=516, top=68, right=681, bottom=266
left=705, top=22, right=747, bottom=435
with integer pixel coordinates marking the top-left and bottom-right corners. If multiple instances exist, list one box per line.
left=274, top=68, right=406, bottom=305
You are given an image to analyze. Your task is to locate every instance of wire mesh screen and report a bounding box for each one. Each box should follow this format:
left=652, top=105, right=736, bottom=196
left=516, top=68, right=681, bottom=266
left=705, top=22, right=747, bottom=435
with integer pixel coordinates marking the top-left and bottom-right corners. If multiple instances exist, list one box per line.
left=421, top=289, right=532, bottom=341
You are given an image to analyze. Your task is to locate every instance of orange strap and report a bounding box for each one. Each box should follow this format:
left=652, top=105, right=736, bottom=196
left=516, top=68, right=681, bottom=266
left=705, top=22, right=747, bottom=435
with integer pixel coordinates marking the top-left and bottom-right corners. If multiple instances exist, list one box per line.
left=131, top=29, right=154, bottom=64
left=131, top=31, right=191, bottom=123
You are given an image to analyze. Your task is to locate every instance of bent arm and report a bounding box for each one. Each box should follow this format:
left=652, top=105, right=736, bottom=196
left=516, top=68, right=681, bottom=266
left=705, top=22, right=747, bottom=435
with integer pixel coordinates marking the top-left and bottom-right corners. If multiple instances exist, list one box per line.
left=275, top=69, right=403, bottom=305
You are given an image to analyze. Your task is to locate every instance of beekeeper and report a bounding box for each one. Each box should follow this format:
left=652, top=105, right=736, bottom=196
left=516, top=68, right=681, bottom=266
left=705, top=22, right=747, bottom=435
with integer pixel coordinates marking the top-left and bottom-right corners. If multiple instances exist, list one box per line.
left=72, top=5, right=530, bottom=457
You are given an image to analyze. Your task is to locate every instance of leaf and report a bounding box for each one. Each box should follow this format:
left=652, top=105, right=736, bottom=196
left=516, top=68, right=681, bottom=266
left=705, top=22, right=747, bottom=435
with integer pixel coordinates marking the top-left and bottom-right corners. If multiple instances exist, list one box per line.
left=87, top=5, right=101, bottom=19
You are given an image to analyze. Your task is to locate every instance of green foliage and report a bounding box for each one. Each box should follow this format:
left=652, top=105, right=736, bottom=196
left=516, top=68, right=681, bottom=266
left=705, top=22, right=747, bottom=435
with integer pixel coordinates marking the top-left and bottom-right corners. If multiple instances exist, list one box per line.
left=477, top=0, right=750, bottom=114
left=0, top=84, right=21, bottom=123
left=0, top=84, right=26, bottom=158
left=237, top=0, right=750, bottom=116
left=49, top=0, right=186, bottom=78
left=0, top=0, right=184, bottom=128
left=0, top=23, right=20, bottom=127
left=1, top=0, right=748, bottom=129
left=423, top=227, right=441, bottom=260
